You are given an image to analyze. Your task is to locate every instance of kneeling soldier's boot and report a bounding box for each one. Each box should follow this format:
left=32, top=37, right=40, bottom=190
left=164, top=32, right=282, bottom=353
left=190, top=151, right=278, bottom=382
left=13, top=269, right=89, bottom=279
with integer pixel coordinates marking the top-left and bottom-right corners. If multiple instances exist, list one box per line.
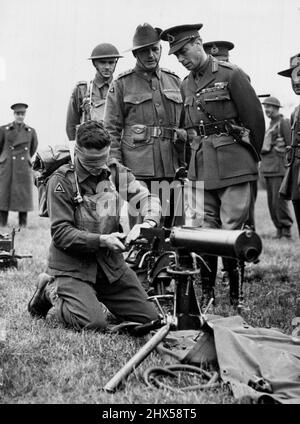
left=200, top=255, right=217, bottom=310
left=28, top=273, right=55, bottom=318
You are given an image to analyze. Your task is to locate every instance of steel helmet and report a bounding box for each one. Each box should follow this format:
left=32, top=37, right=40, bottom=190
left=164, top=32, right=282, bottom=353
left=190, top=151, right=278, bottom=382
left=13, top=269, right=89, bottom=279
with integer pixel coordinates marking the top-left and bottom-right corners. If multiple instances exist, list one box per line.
left=261, top=96, right=282, bottom=108
left=88, top=43, right=123, bottom=60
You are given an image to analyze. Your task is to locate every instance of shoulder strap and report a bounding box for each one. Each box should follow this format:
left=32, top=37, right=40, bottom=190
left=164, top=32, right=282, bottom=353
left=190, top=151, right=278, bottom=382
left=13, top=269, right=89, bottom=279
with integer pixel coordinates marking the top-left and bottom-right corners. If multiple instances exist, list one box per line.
left=108, top=161, right=120, bottom=223
left=196, top=98, right=218, bottom=122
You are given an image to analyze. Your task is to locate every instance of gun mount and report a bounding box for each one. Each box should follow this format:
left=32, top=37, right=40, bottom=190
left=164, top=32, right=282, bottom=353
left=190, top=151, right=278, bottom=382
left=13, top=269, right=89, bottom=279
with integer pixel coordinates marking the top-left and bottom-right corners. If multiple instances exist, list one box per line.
left=126, top=225, right=262, bottom=297
left=105, top=226, right=263, bottom=393
left=0, top=228, right=32, bottom=269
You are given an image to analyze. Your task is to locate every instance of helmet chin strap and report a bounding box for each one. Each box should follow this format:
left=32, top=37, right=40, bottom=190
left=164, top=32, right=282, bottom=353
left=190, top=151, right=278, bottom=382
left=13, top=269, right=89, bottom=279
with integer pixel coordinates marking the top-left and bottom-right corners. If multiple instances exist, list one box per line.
left=135, top=47, right=161, bottom=72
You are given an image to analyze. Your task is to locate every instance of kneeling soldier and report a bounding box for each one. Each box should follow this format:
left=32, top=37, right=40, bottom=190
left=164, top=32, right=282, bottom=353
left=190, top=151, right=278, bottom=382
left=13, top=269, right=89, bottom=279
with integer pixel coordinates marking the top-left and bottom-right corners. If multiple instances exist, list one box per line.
left=28, top=120, right=160, bottom=331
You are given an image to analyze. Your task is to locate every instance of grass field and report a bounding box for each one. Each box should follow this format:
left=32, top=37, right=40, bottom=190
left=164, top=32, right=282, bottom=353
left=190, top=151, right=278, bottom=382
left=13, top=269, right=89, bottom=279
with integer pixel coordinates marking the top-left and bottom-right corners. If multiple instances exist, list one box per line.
left=0, top=189, right=299, bottom=404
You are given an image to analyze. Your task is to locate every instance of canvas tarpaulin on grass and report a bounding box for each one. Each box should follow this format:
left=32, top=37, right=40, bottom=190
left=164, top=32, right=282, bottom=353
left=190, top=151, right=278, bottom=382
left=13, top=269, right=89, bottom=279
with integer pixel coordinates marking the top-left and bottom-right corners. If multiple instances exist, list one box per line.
left=206, top=315, right=300, bottom=403
left=163, top=315, right=300, bottom=403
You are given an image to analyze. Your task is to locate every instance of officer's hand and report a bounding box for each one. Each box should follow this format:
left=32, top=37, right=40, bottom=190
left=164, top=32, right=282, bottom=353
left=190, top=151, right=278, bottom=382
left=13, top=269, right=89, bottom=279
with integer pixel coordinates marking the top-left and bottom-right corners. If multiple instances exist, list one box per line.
left=99, top=232, right=127, bottom=252
left=125, top=221, right=156, bottom=246
left=174, top=128, right=187, bottom=144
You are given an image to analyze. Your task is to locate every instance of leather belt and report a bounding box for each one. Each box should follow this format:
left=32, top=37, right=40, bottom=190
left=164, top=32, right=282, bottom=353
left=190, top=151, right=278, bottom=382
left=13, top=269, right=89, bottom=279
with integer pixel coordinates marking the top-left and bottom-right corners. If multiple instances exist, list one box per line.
left=124, top=125, right=176, bottom=139
left=194, top=121, right=230, bottom=137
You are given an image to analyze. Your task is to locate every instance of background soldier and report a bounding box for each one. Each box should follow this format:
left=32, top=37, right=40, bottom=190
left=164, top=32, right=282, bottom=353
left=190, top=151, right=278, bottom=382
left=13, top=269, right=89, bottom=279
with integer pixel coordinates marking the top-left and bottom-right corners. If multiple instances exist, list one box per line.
left=66, top=43, right=123, bottom=140
left=260, top=96, right=293, bottom=239
left=203, top=40, right=234, bottom=62
left=104, top=23, right=185, bottom=228
left=278, top=53, right=300, bottom=237
left=0, top=103, right=38, bottom=227
left=161, top=24, right=265, bottom=307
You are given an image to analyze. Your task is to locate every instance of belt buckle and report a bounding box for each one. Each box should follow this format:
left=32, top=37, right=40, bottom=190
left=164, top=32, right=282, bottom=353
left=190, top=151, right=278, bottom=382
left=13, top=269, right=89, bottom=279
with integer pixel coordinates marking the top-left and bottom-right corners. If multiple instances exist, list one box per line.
left=198, top=121, right=206, bottom=137
left=152, top=127, right=162, bottom=137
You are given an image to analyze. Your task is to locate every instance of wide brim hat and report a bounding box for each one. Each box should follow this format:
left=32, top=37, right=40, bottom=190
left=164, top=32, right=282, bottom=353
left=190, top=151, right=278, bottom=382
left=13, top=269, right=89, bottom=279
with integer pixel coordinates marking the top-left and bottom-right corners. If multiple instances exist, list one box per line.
left=160, top=23, right=203, bottom=55
left=278, top=53, right=300, bottom=78
left=126, top=24, right=162, bottom=52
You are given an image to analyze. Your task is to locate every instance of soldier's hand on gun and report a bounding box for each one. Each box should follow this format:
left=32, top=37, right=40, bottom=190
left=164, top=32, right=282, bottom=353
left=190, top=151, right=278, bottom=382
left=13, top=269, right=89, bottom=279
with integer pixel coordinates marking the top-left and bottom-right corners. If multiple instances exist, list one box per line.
left=99, top=232, right=127, bottom=252
left=125, top=221, right=155, bottom=246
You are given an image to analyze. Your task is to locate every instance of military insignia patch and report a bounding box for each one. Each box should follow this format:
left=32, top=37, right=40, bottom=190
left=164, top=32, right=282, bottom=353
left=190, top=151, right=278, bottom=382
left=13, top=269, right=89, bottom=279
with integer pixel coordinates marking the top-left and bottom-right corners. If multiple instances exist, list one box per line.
left=54, top=183, right=65, bottom=193
left=211, top=46, right=219, bottom=54
left=167, top=33, right=175, bottom=43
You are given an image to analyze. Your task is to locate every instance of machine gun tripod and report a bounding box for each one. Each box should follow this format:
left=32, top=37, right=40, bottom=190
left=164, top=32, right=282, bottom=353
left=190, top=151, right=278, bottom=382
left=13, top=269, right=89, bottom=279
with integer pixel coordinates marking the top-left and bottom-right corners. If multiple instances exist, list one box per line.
left=104, top=226, right=262, bottom=393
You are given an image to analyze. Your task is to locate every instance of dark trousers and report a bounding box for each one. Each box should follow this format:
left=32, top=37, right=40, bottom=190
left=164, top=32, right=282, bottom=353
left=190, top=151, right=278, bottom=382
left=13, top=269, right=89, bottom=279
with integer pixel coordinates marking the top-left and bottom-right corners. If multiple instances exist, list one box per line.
left=265, top=176, right=293, bottom=230
left=292, top=200, right=300, bottom=238
left=52, top=267, right=158, bottom=331
left=0, top=210, right=27, bottom=227
left=245, top=180, right=258, bottom=230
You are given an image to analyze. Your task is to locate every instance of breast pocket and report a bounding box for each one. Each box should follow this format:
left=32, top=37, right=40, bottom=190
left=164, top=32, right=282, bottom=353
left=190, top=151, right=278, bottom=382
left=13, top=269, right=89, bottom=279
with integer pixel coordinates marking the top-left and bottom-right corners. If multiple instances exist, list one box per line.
left=201, top=88, right=237, bottom=119
left=163, top=89, right=183, bottom=125
left=212, top=136, right=257, bottom=179
left=124, top=92, right=153, bottom=123
left=184, top=96, right=198, bottom=125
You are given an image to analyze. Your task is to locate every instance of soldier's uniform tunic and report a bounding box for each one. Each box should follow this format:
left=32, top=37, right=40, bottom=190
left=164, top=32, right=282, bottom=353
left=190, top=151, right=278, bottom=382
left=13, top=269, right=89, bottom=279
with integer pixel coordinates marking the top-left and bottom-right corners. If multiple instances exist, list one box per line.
left=181, top=55, right=265, bottom=293
left=66, top=73, right=112, bottom=140
left=104, top=65, right=184, bottom=226
left=181, top=55, right=265, bottom=223
left=45, top=159, right=160, bottom=330
left=104, top=65, right=183, bottom=180
left=280, top=105, right=300, bottom=237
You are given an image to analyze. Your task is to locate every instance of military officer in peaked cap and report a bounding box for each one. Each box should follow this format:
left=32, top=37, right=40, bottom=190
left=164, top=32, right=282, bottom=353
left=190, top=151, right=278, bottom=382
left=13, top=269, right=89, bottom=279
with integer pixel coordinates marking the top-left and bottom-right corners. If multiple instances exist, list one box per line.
left=66, top=43, right=123, bottom=140
left=203, top=39, right=258, bottom=285
left=278, top=53, right=300, bottom=237
left=104, top=23, right=186, bottom=228
left=203, top=40, right=234, bottom=62
left=0, top=103, right=38, bottom=227
left=160, top=24, right=265, bottom=307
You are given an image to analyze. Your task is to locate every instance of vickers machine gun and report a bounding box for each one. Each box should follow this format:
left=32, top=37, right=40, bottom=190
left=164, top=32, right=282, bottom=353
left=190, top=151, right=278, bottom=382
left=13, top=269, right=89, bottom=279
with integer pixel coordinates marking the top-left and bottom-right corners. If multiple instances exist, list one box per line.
left=104, top=225, right=262, bottom=393
left=0, top=228, right=32, bottom=269
left=126, top=225, right=261, bottom=303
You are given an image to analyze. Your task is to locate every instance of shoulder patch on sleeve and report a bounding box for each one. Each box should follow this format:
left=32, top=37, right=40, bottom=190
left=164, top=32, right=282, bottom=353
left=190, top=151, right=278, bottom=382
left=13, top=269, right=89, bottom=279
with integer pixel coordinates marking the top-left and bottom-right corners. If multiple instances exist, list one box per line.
left=54, top=182, right=65, bottom=193
left=117, top=69, right=134, bottom=79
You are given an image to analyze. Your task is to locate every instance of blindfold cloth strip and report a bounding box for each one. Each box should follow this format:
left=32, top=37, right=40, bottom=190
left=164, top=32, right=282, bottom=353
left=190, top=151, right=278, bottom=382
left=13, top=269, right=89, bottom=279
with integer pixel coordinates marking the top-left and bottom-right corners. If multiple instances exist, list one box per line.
left=75, top=145, right=110, bottom=176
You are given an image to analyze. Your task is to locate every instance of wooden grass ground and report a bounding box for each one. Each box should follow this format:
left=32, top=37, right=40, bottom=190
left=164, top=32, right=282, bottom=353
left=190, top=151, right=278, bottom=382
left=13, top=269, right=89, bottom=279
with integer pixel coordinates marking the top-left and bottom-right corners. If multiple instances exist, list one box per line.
left=0, top=189, right=299, bottom=404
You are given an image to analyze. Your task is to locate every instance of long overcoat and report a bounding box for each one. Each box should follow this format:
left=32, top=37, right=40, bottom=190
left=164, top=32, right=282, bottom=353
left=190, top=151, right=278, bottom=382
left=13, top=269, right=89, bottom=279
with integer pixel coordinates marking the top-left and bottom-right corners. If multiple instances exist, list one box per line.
left=0, top=122, right=38, bottom=211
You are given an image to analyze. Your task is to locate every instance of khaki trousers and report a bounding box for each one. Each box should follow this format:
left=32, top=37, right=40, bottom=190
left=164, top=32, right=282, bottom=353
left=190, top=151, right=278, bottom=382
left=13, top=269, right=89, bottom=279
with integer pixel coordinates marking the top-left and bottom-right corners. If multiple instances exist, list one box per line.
left=49, top=267, right=158, bottom=331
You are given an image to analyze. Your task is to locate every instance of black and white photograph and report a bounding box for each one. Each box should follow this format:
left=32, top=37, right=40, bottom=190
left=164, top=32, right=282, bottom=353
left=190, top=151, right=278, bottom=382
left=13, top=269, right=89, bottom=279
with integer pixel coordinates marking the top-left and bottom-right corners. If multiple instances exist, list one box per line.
left=0, top=0, right=300, bottom=411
